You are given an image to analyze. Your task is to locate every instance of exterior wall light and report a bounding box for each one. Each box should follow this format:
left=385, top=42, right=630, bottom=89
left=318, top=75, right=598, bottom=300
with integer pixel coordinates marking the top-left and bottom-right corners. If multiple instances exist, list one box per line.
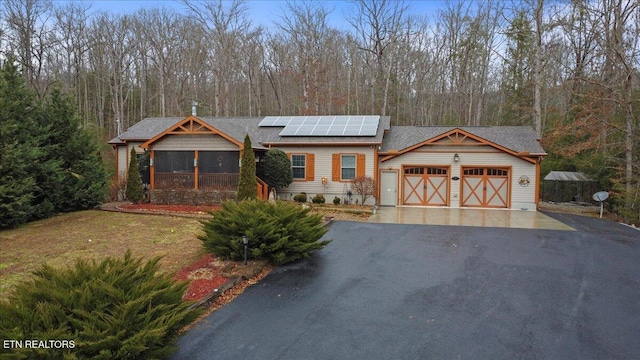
left=454, top=153, right=460, bottom=162
left=321, top=176, right=328, bottom=185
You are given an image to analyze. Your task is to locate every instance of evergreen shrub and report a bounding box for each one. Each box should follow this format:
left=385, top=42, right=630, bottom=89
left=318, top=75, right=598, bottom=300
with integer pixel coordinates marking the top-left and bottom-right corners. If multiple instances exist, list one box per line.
left=333, top=196, right=341, bottom=205
left=237, top=135, right=257, bottom=201
left=312, top=194, right=325, bottom=204
left=125, top=148, right=144, bottom=203
left=293, top=193, right=307, bottom=203
left=199, top=200, right=331, bottom=265
left=256, top=148, right=293, bottom=190
left=0, top=251, right=200, bottom=359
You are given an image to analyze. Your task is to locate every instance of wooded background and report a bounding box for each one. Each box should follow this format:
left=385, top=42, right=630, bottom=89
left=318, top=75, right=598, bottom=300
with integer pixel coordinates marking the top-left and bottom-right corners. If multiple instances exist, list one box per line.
left=1, top=0, right=638, bottom=221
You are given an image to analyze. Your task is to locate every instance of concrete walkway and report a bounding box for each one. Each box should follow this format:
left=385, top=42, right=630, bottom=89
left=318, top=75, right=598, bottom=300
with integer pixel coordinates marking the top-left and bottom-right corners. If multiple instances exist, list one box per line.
left=369, top=207, right=574, bottom=230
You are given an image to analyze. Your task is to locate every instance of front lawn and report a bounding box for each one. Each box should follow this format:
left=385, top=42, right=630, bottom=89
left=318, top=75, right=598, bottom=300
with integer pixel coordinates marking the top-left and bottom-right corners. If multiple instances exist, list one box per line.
left=0, top=210, right=205, bottom=302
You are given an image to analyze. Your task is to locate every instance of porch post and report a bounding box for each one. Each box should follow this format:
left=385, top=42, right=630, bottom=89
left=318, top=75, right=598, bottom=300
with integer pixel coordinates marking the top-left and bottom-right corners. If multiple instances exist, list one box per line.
left=194, top=150, right=199, bottom=190
left=373, top=145, right=379, bottom=203
left=150, top=150, right=155, bottom=190
left=535, top=157, right=541, bottom=207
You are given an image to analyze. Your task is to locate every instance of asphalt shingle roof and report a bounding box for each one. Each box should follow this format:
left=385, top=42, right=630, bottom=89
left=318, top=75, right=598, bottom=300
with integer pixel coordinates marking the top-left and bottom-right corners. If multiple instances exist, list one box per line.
left=380, top=126, right=546, bottom=155
left=109, top=116, right=391, bottom=147
left=109, top=117, right=544, bottom=155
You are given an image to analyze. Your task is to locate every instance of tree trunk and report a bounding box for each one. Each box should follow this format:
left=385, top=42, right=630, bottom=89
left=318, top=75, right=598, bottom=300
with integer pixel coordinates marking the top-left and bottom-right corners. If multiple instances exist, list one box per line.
left=533, top=0, right=544, bottom=137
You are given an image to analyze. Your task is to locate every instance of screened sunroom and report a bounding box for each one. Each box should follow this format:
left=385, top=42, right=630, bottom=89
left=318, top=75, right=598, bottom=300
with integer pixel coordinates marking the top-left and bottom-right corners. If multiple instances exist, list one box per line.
left=153, top=150, right=240, bottom=190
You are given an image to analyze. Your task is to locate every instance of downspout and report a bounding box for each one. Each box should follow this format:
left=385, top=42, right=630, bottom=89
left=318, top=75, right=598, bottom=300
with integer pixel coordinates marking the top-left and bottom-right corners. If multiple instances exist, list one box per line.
left=374, top=145, right=379, bottom=204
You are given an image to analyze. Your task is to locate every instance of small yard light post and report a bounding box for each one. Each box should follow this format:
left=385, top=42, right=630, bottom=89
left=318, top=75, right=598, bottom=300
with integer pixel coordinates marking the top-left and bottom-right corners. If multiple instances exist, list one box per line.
left=242, top=235, right=248, bottom=265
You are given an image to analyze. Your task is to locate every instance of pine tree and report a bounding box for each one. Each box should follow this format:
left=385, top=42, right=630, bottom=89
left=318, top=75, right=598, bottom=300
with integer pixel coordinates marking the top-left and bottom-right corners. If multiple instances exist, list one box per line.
left=43, top=89, right=106, bottom=212
left=0, top=59, right=40, bottom=228
left=0, top=60, right=107, bottom=228
left=237, top=134, right=257, bottom=200
left=126, top=148, right=144, bottom=203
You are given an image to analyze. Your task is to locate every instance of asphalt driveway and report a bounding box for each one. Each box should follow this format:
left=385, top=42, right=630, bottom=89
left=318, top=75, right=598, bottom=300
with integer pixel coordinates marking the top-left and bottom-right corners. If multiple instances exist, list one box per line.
left=170, top=213, right=640, bottom=359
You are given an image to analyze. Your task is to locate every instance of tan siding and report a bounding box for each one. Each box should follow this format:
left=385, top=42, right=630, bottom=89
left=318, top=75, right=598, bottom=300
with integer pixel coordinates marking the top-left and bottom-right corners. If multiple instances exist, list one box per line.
left=118, top=142, right=144, bottom=177
left=152, top=134, right=238, bottom=151
left=117, top=145, right=127, bottom=178
left=278, top=146, right=375, bottom=204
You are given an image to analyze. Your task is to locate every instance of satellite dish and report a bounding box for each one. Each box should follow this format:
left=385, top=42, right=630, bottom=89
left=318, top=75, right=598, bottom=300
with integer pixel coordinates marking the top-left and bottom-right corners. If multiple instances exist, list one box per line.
left=592, top=191, right=609, bottom=202
left=592, top=191, right=609, bottom=219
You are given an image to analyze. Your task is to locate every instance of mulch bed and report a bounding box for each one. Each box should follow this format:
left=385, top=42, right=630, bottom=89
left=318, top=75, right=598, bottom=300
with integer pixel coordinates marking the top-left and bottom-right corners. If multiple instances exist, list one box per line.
left=119, top=203, right=221, bottom=214
left=174, top=254, right=229, bottom=301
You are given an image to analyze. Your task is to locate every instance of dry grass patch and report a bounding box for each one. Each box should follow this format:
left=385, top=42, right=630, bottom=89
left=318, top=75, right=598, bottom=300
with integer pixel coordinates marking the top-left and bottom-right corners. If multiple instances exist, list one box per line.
left=308, top=203, right=372, bottom=221
left=0, top=210, right=205, bottom=301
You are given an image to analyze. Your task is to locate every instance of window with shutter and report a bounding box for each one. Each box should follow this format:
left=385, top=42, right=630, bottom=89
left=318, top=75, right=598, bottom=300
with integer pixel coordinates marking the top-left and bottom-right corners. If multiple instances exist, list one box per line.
left=291, top=154, right=306, bottom=180
left=341, top=155, right=356, bottom=180
left=332, top=153, right=365, bottom=181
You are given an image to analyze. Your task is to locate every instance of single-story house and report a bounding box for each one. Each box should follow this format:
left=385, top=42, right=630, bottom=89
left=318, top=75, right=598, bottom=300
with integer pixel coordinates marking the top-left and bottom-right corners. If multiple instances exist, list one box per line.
left=109, top=113, right=546, bottom=210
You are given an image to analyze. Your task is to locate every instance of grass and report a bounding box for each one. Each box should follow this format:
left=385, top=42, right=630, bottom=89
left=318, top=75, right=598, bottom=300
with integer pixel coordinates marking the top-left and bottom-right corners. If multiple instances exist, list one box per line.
left=0, top=210, right=207, bottom=302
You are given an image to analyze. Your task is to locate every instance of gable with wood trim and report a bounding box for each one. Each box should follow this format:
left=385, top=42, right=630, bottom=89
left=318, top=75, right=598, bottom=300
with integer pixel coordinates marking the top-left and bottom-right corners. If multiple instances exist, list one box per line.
left=111, top=116, right=269, bottom=201
left=377, top=127, right=545, bottom=210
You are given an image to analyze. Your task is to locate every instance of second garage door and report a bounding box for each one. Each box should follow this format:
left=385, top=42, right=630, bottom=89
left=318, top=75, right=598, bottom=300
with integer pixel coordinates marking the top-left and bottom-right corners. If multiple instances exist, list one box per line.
left=403, top=166, right=449, bottom=206
left=461, top=167, right=510, bottom=208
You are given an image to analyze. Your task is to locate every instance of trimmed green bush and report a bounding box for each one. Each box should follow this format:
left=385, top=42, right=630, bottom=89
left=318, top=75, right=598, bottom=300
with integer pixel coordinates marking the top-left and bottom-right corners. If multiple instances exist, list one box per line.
left=126, top=148, right=144, bottom=203
left=333, top=196, right=341, bottom=205
left=312, top=194, right=325, bottom=204
left=256, top=148, right=293, bottom=191
left=0, top=251, right=201, bottom=359
left=293, top=192, right=307, bottom=203
left=199, top=200, right=331, bottom=265
left=237, top=134, right=257, bottom=201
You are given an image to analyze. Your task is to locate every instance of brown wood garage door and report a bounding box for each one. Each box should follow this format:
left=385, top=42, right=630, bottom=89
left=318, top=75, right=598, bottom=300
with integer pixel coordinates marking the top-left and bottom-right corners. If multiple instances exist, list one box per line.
left=403, top=166, right=449, bottom=206
left=461, top=167, right=510, bottom=208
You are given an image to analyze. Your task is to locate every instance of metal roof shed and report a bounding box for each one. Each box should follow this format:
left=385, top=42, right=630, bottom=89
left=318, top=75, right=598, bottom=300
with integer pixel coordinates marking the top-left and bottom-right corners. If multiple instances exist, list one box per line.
left=542, top=171, right=597, bottom=203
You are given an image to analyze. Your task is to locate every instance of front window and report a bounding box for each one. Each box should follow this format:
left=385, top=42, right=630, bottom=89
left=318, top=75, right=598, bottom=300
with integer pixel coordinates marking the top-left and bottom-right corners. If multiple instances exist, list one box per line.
left=341, top=155, right=356, bottom=180
left=291, top=154, right=306, bottom=180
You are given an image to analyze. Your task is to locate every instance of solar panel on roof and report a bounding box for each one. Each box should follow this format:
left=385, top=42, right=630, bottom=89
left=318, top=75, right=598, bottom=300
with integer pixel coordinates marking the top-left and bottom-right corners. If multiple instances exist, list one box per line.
left=268, top=115, right=379, bottom=137
left=361, top=124, right=378, bottom=134
left=259, top=116, right=287, bottom=126
left=363, top=117, right=378, bottom=125
left=333, top=117, right=348, bottom=125
left=311, top=125, right=331, bottom=136
left=289, top=118, right=305, bottom=126
left=278, top=125, right=299, bottom=136
left=343, top=125, right=361, bottom=135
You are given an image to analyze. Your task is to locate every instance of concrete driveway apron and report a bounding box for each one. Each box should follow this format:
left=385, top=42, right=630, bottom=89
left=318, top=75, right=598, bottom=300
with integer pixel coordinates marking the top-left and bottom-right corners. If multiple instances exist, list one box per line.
left=369, top=207, right=574, bottom=230
left=170, top=213, right=639, bottom=360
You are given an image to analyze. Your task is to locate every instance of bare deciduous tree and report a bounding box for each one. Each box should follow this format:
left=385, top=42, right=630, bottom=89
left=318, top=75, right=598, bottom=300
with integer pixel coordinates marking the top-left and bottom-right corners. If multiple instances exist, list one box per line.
left=351, top=175, right=375, bottom=205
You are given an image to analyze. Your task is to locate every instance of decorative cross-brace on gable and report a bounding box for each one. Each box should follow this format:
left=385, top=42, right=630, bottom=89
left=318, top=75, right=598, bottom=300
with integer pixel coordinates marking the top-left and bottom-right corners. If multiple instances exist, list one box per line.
left=442, top=130, right=469, bottom=144
left=380, top=128, right=537, bottom=164
left=139, top=115, right=243, bottom=149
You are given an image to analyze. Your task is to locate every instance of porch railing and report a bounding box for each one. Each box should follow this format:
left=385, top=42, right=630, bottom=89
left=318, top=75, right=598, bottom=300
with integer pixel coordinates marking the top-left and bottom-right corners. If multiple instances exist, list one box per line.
left=155, top=173, right=195, bottom=189
left=199, top=173, right=240, bottom=189
left=154, top=173, right=268, bottom=200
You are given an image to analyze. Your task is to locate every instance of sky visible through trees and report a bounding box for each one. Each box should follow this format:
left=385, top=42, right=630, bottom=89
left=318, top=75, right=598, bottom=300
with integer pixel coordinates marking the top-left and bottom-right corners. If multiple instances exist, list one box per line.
left=1, top=0, right=638, bottom=221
